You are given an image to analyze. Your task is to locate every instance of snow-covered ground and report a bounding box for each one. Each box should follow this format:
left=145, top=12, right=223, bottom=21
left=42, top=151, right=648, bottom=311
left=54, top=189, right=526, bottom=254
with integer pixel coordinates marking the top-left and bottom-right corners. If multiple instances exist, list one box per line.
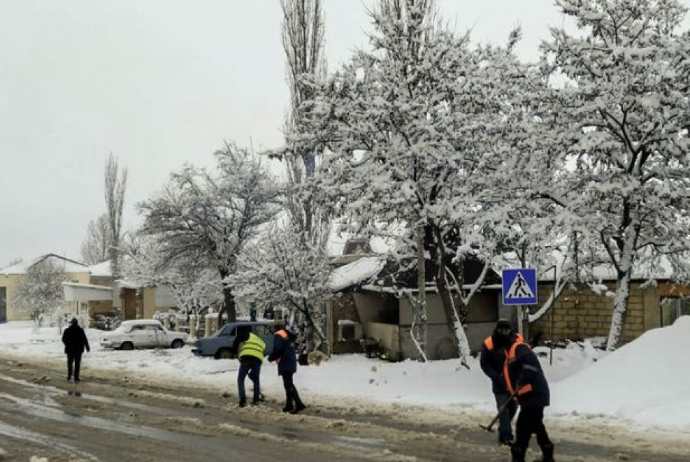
left=1, top=317, right=689, bottom=434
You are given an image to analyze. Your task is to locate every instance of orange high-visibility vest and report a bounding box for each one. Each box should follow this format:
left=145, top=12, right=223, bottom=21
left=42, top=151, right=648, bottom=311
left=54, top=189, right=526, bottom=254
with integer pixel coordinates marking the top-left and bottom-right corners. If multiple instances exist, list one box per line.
left=503, top=337, right=533, bottom=396
left=274, top=329, right=289, bottom=362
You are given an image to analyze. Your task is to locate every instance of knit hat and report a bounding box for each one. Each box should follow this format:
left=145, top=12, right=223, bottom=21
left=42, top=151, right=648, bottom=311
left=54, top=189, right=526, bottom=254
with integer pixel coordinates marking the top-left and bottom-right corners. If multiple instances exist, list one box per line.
left=496, top=319, right=511, bottom=330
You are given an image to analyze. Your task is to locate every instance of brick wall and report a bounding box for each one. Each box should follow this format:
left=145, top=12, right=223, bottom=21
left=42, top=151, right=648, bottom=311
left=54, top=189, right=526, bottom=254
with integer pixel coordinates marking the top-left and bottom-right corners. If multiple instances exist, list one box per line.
left=530, top=282, right=660, bottom=344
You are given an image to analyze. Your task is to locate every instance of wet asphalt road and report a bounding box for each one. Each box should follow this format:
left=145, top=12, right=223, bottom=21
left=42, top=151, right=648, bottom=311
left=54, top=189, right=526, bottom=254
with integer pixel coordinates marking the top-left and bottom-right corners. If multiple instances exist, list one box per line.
left=0, top=358, right=689, bottom=462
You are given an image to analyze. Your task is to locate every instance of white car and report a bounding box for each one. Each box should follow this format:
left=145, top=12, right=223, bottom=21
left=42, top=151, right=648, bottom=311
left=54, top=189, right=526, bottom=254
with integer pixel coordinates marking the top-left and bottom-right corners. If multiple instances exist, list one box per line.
left=100, top=320, right=188, bottom=350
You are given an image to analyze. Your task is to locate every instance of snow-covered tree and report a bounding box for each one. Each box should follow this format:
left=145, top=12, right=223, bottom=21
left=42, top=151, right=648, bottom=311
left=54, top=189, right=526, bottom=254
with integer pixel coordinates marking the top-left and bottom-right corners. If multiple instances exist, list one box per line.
left=104, top=153, right=127, bottom=277
left=80, top=213, right=112, bottom=265
left=138, top=143, right=282, bottom=323
left=228, top=221, right=332, bottom=353
left=297, top=0, right=552, bottom=364
left=121, top=234, right=222, bottom=338
left=542, top=0, right=690, bottom=350
left=12, top=258, right=66, bottom=326
left=277, top=0, right=327, bottom=236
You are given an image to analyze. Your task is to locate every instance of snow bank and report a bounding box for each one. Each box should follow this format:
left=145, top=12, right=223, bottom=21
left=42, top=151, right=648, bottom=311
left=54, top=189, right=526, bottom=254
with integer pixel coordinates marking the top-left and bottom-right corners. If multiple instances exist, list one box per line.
left=552, top=316, right=690, bottom=429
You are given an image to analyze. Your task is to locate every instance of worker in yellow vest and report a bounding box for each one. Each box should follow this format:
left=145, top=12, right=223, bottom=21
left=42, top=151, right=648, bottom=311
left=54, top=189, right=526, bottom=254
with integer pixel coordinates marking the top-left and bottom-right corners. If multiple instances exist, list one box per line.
left=232, top=325, right=266, bottom=407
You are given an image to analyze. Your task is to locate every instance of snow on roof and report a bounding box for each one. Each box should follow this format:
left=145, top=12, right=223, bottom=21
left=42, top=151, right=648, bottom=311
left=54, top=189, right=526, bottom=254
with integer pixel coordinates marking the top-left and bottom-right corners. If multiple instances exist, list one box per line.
left=496, top=250, right=675, bottom=283
left=120, top=319, right=163, bottom=326
left=88, top=260, right=112, bottom=277
left=0, top=254, right=88, bottom=275
left=62, top=282, right=112, bottom=291
left=326, top=223, right=399, bottom=257
left=63, top=281, right=113, bottom=302
left=329, top=256, right=385, bottom=292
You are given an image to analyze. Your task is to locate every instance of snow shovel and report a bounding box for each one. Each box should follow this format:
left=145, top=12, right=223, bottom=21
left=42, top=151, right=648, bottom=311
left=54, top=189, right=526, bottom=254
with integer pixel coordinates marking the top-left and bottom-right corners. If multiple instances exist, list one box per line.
left=479, top=392, right=517, bottom=433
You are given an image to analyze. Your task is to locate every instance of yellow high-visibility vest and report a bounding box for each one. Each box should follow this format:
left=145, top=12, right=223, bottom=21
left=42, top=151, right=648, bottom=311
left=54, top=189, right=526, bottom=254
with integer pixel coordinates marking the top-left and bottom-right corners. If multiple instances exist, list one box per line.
left=238, top=332, right=265, bottom=361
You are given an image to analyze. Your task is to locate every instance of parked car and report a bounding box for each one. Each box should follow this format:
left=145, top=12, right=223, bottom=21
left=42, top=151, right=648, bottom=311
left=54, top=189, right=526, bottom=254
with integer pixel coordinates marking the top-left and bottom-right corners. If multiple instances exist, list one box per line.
left=192, top=320, right=274, bottom=359
left=100, top=320, right=188, bottom=350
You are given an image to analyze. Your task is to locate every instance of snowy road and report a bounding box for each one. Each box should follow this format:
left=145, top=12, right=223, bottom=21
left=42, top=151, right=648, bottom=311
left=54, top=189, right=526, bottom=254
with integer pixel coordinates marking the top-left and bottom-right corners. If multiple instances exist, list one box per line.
left=0, top=357, right=688, bottom=462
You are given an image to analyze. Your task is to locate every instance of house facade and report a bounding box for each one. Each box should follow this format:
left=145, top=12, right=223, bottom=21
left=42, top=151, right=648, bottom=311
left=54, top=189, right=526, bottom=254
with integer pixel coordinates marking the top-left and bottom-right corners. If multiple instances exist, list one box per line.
left=326, top=243, right=690, bottom=360
left=327, top=251, right=507, bottom=360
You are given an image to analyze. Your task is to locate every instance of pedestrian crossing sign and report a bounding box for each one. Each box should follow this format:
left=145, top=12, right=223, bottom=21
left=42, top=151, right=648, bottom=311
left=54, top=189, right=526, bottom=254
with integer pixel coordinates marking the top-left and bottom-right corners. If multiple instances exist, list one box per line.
left=502, top=268, right=538, bottom=305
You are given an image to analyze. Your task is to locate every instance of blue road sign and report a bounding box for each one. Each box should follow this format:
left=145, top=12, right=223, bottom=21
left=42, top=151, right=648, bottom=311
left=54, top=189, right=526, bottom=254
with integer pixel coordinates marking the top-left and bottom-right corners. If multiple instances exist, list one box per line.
left=502, top=268, right=538, bottom=305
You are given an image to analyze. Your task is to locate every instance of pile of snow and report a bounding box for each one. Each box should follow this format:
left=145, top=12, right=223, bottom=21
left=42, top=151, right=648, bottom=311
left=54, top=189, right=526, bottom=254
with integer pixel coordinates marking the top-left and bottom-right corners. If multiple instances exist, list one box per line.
left=552, top=316, right=690, bottom=428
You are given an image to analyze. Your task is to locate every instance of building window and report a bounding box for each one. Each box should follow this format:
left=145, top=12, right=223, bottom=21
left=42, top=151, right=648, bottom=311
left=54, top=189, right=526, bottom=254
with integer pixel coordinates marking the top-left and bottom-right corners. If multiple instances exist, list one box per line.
left=660, top=298, right=690, bottom=327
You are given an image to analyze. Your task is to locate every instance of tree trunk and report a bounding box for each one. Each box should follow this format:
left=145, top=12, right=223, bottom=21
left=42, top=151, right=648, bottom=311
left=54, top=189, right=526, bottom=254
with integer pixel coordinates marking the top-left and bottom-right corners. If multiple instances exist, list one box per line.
left=415, top=223, right=428, bottom=361
left=606, top=222, right=638, bottom=351
left=606, top=268, right=631, bottom=351
left=431, top=226, right=470, bottom=367
left=298, top=301, right=326, bottom=353
left=223, top=286, right=236, bottom=323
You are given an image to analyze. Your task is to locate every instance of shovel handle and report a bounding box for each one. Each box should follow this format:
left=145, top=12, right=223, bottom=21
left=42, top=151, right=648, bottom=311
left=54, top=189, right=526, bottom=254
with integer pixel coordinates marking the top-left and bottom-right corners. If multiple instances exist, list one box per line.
left=480, top=392, right=517, bottom=433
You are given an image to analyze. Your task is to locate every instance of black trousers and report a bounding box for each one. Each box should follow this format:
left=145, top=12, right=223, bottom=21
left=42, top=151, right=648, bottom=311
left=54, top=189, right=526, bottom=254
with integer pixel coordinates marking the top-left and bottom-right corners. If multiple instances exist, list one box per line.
left=281, top=372, right=303, bottom=409
left=66, top=352, right=83, bottom=380
left=514, top=406, right=552, bottom=454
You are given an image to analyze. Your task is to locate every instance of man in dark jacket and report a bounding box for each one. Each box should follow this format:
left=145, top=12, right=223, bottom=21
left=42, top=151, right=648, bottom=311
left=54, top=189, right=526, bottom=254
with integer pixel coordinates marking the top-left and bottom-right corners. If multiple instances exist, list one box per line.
left=267, top=323, right=305, bottom=414
left=480, top=319, right=521, bottom=446
left=505, top=336, right=554, bottom=462
left=61, top=318, right=90, bottom=382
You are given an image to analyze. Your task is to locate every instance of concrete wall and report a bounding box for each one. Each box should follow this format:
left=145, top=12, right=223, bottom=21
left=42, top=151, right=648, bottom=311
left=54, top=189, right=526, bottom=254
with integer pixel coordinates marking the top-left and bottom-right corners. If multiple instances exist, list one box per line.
left=399, top=291, right=500, bottom=359
left=328, top=293, right=363, bottom=354
left=367, top=322, right=400, bottom=359
left=142, top=288, right=157, bottom=319
left=0, top=274, right=21, bottom=321
left=353, top=292, right=398, bottom=324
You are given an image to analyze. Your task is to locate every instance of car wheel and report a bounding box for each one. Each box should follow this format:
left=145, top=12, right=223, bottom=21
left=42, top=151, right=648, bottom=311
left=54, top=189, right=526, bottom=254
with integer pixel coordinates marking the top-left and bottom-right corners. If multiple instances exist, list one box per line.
left=120, top=342, right=134, bottom=351
left=171, top=339, right=184, bottom=349
left=215, top=348, right=234, bottom=360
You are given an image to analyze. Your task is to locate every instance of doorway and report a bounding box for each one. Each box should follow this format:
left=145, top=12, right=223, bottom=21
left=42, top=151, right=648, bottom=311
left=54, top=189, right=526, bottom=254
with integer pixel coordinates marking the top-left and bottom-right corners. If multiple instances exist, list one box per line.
left=0, top=287, right=6, bottom=323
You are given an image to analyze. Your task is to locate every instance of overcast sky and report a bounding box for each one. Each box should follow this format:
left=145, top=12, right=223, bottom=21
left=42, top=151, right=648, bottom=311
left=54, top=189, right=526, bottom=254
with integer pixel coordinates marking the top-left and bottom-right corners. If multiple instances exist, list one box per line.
left=1, top=0, right=688, bottom=267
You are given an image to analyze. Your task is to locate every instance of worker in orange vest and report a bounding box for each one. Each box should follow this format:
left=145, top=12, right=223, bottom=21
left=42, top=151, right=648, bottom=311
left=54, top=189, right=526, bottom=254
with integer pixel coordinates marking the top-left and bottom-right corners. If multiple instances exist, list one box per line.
left=480, top=319, right=522, bottom=446
left=504, top=335, right=554, bottom=462
left=268, top=323, right=306, bottom=414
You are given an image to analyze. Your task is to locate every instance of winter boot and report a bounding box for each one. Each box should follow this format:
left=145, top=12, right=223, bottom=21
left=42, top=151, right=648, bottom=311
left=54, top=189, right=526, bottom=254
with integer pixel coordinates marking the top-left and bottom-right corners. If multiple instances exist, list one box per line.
left=282, top=386, right=294, bottom=412
left=289, top=388, right=306, bottom=414
left=282, top=402, right=294, bottom=413
left=533, top=443, right=555, bottom=462
left=511, top=446, right=526, bottom=462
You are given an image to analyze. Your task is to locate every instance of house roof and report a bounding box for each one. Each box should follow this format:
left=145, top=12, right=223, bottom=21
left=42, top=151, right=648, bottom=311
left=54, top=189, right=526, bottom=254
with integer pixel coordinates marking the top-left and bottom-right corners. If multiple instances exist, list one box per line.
left=509, top=251, right=677, bottom=283
left=0, top=254, right=88, bottom=275
left=88, top=260, right=112, bottom=277
left=329, top=256, right=386, bottom=292
left=63, top=281, right=113, bottom=302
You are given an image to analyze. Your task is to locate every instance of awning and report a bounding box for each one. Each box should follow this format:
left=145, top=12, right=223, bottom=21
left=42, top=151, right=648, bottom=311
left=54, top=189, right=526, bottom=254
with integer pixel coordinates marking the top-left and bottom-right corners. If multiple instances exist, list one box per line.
left=63, top=282, right=113, bottom=302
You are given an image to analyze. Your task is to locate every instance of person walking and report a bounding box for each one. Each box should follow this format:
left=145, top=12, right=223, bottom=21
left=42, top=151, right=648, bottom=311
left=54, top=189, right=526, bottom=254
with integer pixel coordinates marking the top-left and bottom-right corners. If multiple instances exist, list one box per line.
left=232, top=325, right=266, bottom=407
left=61, top=318, right=90, bottom=382
left=504, top=335, right=555, bottom=462
left=267, top=323, right=306, bottom=414
left=480, top=319, right=522, bottom=446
